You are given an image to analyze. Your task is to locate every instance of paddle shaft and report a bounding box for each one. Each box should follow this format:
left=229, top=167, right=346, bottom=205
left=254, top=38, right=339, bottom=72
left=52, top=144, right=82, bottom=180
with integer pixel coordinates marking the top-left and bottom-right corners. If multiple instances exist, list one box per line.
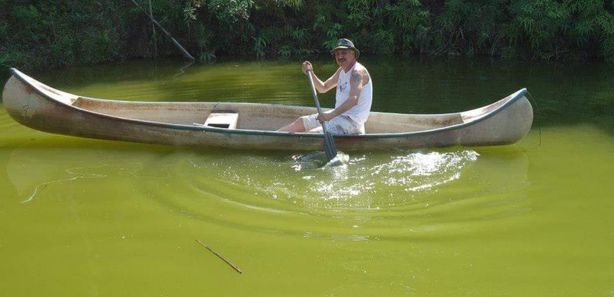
left=306, top=71, right=337, bottom=160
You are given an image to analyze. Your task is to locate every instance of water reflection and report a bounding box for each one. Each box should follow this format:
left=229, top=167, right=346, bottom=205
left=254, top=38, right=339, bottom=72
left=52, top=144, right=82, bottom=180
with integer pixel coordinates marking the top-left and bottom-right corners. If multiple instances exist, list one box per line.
left=173, top=60, right=195, bottom=79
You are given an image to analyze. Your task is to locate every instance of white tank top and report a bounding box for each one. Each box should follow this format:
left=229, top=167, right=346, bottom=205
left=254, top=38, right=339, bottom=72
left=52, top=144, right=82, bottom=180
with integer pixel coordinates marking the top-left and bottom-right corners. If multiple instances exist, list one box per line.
left=335, top=62, right=373, bottom=124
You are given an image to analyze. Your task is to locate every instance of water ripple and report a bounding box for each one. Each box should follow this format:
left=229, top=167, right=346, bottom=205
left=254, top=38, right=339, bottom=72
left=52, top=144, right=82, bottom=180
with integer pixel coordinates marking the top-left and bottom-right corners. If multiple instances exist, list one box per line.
left=140, top=149, right=528, bottom=239
left=5, top=138, right=530, bottom=240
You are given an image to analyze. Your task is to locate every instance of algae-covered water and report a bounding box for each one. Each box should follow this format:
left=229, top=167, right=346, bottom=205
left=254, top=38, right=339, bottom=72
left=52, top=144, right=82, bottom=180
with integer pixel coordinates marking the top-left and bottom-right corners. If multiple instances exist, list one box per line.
left=1, top=58, right=613, bottom=297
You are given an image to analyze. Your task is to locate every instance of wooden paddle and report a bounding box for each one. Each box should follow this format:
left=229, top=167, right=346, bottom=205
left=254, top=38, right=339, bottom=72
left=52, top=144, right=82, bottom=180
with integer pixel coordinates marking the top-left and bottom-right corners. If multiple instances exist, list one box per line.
left=306, top=70, right=337, bottom=161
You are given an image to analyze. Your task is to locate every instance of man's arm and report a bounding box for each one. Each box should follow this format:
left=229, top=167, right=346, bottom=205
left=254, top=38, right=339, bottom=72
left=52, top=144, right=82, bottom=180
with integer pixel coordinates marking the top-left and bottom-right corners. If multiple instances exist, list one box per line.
left=303, top=61, right=340, bottom=93
left=318, top=68, right=365, bottom=121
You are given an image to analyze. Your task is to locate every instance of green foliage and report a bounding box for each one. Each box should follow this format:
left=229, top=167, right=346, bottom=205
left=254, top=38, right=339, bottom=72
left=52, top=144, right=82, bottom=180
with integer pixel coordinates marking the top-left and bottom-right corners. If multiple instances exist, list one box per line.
left=208, top=0, right=254, bottom=24
left=345, top=0, right=373, bottom=30
left=384, top=0, right=430, bottom=54
left=371, top=29, right=395, bottom=55
left=276, top=0, right=304, bottom=9
left=183, top=0, right=203, bottom=23
left=253, top=35, right=268, bottom=58
left=3, top=0, right=614, bottom=74
left=277, top=45, right=292, bottom=58
left=199, top=51, right=216, bottom=63
left=502, top=0, right=614, bottom=60
left=1, top=0, right=132, bottom=72
left=507, top=0, right=569, bottom=59
left=323, top=23, right=343, bottom=50
left=193, top=22, right=215, bottom=62
left=431, top=0, right=504, bottom=56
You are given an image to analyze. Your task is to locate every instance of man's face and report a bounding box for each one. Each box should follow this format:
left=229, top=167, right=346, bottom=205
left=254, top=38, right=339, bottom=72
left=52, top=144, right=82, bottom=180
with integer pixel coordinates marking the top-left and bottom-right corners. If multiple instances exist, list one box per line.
left=335, top=48, right=356, bottom=67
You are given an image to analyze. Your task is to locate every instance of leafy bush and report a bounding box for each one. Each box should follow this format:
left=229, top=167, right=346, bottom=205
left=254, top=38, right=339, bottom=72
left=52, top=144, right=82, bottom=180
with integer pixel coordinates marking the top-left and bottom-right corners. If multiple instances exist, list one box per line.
left=2, top=0, right=614, bottom=76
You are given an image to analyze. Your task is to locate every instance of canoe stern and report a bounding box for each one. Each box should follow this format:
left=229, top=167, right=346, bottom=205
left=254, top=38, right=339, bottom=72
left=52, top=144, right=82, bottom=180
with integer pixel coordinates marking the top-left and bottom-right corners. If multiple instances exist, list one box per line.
left=458, top=92, right=534, bottom=145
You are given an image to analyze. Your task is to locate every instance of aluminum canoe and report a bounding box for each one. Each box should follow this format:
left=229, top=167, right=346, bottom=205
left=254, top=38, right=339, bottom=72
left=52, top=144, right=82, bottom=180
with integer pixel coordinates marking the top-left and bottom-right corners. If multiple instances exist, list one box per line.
left=2, top=68, right=533, bottom=151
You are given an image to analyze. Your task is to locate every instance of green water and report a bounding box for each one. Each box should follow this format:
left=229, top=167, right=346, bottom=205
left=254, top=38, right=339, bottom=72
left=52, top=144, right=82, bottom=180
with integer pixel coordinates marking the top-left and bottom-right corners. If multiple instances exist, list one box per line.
left=1, top=58, right=613, bottom=297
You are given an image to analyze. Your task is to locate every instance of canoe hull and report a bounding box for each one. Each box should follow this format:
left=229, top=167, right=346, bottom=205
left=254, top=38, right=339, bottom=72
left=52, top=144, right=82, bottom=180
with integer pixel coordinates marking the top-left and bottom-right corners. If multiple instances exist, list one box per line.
left=2, top=69, right=533, bottom=151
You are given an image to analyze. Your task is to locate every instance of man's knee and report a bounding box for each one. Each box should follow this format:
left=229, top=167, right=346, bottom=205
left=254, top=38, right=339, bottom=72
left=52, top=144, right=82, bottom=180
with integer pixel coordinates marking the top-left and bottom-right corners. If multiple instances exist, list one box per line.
left=278, top=117, right=306, bottom=132
left=292, top=118, right=306, bottom=131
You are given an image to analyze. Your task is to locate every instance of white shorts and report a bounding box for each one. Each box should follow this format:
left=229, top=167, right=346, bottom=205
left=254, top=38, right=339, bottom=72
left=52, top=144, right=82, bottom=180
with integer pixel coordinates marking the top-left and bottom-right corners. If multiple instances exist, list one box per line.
left=301, top=113, right=365, bottom=135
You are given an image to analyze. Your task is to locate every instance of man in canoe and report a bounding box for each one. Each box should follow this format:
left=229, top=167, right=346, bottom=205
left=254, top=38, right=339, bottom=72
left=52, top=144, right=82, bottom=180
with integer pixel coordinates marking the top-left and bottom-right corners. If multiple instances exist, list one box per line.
left=278, top=38, right=373, bottom=135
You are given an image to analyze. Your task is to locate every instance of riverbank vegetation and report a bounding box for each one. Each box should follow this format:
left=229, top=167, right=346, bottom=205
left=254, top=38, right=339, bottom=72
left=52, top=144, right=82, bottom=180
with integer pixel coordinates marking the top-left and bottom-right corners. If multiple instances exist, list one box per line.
left=2, top=0, right=614, bottom=76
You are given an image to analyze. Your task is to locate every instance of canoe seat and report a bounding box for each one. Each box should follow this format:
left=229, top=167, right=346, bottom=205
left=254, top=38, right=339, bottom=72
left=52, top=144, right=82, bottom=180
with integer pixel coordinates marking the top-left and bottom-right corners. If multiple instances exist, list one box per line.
left=204, top=112, right=239, bottom=129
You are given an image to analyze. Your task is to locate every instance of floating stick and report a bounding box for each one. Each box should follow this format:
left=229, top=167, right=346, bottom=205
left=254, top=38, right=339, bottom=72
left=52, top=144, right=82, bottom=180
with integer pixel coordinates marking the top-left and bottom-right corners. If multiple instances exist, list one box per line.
left=195, top=240, right=243, bottom=274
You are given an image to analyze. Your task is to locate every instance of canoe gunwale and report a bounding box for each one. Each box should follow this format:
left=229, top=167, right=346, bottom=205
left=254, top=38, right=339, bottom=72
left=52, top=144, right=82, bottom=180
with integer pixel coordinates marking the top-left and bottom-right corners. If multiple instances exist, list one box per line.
left=7, top=67, right=529, bottom=141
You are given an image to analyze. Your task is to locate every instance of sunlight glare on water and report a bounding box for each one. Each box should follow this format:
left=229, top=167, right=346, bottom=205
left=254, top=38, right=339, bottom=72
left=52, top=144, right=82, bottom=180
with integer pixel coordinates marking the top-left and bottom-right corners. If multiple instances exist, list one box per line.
left=181, top=149, right=479, bottom=209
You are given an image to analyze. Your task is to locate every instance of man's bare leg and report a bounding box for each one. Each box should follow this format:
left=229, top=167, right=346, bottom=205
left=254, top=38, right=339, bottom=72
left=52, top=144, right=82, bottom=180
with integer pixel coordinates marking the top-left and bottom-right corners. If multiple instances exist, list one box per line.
left=277, top=118, right=306, bottom=132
